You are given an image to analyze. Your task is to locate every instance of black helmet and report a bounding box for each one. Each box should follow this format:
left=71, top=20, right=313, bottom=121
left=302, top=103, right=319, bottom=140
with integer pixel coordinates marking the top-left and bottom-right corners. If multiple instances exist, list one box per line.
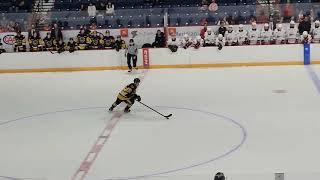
left=134, top=78, right=140, bottom=83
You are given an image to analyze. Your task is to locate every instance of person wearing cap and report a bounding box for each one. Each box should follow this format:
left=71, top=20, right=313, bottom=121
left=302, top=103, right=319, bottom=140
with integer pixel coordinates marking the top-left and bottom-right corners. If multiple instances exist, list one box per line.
left=260, top=23, right=273, bottom=45
left=273, top=24, right=287, bottom=44
left=236, top=24, right=248, bottom=45
left=311, top=20, right=320, bottom=43
left=225, top=25, right=237, bottom=46
left=248, top=22, right=260, bottom=45
left=125, top=39, right=138, bottom=72
left=204, top=28, right=216, bottom=46
left=287, top=20, right=298, bottom=44
left=114, top=35, right=126, bottom=51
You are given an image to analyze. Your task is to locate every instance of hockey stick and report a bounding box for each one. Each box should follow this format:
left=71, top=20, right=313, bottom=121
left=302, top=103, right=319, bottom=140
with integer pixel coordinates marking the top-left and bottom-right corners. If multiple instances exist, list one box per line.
left=138, top=101, right=172, bottom=119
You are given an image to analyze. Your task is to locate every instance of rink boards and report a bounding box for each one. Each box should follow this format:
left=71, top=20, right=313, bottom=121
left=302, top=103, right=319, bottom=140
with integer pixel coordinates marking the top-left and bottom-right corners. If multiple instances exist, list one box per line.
left=0, top=44, right=320, bottom=73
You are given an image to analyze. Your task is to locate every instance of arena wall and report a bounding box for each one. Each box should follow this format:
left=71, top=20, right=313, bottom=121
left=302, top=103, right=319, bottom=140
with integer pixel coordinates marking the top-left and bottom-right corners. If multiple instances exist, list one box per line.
left=0, top=44, right=317, bottom=73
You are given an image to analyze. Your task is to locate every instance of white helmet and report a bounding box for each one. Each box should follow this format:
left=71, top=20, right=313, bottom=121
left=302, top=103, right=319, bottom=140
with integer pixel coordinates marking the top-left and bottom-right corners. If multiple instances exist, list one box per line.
left=218, top=34, right=223, bottom=38
left=277, top=24, right=282, bottom=28
left=207, top=28, right=212, bottom=32
left=239, top=24, right=244, bottom=29
left=264, top=23, right=269, bottom=27
left=315, top=20, right=320, bottom=24
left=303, top=31, right=308, bottom=36
left=290, top=20, right=295, bottom=24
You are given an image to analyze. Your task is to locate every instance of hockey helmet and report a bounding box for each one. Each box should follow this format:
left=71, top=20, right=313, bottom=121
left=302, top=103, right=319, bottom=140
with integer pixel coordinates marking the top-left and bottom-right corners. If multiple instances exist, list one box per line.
left=134, top=78, right=141, bottom=84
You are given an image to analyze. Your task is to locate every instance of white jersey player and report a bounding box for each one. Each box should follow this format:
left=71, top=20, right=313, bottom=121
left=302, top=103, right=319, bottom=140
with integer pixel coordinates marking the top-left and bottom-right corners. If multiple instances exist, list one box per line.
left=287, top=20, right=299, bottom=44
left=167, top=36, right=179, bottom=46
left=311, top=20, right=320, bottom=43
left=204, top=28, right=216, bottom=46
left=248, top=22, right=260, bottom=45
left=236, top=24, right=248, bottom=45
left=216, top=34, right=225, bottom=50
left=180, top=34, right=192, bottom=49
left=260, top=23, right=273, bottom=45
left=168, top=36, right=179, bottom=52
left=225, top=25, right=237, bottom=46
left=193, top=36, right=204, bottom=49
left=273, top=24, right=287, bottom=44
left=300, top=31, right=312, bottom=44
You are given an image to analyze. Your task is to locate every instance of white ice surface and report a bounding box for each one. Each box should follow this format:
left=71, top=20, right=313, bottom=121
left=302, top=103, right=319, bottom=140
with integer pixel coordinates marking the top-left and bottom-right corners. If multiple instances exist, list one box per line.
left=0, top=66, right=320, bottom=180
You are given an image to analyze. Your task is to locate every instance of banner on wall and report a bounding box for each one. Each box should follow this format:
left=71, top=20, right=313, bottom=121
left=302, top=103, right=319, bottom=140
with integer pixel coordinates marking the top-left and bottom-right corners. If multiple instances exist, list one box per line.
left=0, top=32, right=28, bottom=53
left=142, top=48, right=150, bottom=68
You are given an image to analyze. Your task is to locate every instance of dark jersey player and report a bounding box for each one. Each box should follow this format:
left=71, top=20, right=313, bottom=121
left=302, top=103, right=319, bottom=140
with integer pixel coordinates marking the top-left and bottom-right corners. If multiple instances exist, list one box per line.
left=109, top=78, right=141, bottom=113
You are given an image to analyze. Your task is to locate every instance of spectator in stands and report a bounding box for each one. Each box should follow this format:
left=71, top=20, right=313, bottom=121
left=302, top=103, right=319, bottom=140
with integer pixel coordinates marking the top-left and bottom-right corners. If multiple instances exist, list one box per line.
left=88, top=3, right=97, bottom=17
left=235, top=11, right=246, bottom=24
left=298, top=15, right=311, bottom=35
left=217, top=20, right=227, bottom=37
left=97, top=2, right=106, bottom=10
left=200, top=0, right=210, bottom=11
left=152, top=30, right=166, bottom=47
left=106, top=2, right=115, bottom=15
left=51, top=23, right=63, bottom=42
left=28, top=24, right=39, bottom=38
left=225, top=13, right=235, bottom=25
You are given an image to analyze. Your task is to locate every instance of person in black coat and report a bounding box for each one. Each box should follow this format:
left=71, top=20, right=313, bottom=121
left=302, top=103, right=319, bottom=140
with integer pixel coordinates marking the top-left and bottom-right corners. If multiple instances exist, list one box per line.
left=298, top=15, right=311, bottom=35
left=152, top=30, right=166, bottom=48
left=51, top=23, right=63, bottom=42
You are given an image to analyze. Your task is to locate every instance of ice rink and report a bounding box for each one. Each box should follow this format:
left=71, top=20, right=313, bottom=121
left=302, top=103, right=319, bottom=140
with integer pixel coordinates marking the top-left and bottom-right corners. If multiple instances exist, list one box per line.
left=1, top=65, right=320, bottom=180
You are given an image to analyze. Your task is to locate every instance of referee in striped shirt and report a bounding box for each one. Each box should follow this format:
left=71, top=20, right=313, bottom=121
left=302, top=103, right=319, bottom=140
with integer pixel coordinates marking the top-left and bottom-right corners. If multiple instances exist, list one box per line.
left=125, top=39, right=138, bottom=72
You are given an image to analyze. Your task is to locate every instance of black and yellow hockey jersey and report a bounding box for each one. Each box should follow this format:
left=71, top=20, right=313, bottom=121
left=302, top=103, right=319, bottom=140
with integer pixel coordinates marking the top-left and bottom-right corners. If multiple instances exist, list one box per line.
left=15, top=34, right=26, bottom=46
left=117, top=83, right=138, bottom=101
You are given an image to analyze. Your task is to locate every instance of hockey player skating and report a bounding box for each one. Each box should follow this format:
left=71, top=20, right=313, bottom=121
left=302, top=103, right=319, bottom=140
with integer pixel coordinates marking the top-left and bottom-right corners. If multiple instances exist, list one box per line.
left=311, top=20, right=320, bottom=43
left=273, top=24, right=286, bottom=44
left=109, top=78, right=141, bottom=113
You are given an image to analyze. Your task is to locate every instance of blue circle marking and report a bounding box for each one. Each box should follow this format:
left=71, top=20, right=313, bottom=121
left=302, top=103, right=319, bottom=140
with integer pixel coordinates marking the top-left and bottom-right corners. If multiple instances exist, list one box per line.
left=0, top=106, right=247, bottom=180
